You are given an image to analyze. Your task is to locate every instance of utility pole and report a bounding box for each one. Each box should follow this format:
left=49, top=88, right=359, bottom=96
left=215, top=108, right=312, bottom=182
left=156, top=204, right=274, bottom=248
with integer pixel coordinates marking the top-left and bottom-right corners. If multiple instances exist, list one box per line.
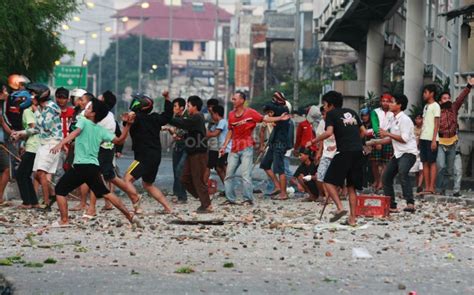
left=114, top=18, right=119, bottom=115
left=213, top=0, right=219, bottom=99
left=167, top=0, right=173, bottom=92
left=138, top=6, right=144, bottom=92
left=98, top=23, right=103, bottom=94
left=293, top=0, right=300, bottom=111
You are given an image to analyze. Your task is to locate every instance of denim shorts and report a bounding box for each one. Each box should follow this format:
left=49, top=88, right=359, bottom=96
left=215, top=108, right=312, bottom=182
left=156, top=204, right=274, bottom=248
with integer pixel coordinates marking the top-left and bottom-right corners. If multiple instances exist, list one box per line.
left=316, top=156, right=332, bottom=181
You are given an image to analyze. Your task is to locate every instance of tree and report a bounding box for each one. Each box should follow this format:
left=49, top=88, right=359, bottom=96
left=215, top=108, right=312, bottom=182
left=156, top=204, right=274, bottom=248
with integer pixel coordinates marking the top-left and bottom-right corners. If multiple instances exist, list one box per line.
left=87, top=35, right=169, bottom=95
left=0, top=0, right=77, bottom=80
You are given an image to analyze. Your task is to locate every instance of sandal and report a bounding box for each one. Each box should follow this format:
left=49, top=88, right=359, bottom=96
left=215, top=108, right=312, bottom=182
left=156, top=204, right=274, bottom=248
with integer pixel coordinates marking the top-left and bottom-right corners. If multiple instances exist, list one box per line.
left=403, top=207, right=416, bottom=213
left=82, top=214, right=96, bottom=221
left=130, top=214, right=144, bottom=228
left=389, top=208, right=401, bottom=213
left=329, top=210, right=348, bottom=223
left=132, top=194, right=143, bottom=214
left=50, top=221, right=74, bottom=228
left=196, top=206, right=214, bottom=214
left=220, top=200, right=238, bottom=206
left=241, top=200, right=254, bottom=206
left=271, top=195, right=288, bottom=201
left=266, top=190, right=281, bottom=197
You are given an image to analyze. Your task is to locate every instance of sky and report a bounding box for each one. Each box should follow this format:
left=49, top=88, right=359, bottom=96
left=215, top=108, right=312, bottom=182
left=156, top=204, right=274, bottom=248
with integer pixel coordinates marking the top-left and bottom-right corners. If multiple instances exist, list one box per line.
left=60, top=0, right=272, bottom=65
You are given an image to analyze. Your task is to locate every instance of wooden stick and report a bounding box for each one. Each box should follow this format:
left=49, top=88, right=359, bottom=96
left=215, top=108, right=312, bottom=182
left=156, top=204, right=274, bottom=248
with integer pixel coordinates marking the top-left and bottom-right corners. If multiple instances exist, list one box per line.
left=319, top=194, right=331, bottom=220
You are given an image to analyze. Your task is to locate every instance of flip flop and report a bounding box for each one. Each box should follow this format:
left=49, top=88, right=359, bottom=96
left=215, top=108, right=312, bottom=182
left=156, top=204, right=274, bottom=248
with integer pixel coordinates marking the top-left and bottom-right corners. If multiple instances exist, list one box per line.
left=82, top=214, right=96, bottom=221
left=133, top=194, right=143, bottom=214
left=329, top=210, right=348, bottom=223
left=403, top=207, right=416, bottom=213
left=389, top=208, right=401, bottom=213
left=266, top=190, right=281, bottom=197
left=271, top=195, right=289, bottom=200
left=50, top=221, right=74, bottom=228
left=0, top=201, right=11, bottom=207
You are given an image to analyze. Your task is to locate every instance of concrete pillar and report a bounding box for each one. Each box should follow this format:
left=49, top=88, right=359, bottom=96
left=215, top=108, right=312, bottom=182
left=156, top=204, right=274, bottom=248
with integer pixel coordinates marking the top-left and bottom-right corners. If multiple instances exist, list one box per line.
left=357, top=44, right=366, bottom=81
left=404, top=0, right=426, bottom=110
left=459, top=23, right=470, bottom=74
left=365, top=21, right=384, bottom=97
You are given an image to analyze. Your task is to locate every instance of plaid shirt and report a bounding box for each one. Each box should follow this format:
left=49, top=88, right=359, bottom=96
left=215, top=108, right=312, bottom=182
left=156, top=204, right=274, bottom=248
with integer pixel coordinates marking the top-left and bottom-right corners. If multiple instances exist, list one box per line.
left=439, top=85, right=471, bottom=138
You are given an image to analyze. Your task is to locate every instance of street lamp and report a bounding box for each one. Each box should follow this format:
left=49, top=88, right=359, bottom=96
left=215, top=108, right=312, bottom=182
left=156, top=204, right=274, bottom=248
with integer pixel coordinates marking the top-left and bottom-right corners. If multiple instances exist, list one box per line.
left=152, top=64, right=158, bottom=70
left=73, top=16, right=81, bottom=22
left=62, top=24, right=70, bottom=30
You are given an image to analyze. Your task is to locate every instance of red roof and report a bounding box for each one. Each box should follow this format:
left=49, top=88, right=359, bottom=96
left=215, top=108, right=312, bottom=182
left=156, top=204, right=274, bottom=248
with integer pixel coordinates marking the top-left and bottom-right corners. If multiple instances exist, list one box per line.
left=115, top=0, right=232, bottom=41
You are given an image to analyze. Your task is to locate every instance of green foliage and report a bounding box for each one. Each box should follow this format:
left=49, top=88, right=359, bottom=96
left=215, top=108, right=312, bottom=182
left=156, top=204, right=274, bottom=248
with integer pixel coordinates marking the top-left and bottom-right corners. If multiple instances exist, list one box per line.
left=87, top=35, right=169, bottom=94
left=43, top=258, right=57, bottom=264
left=0, top=0, right=78, bottom=80
left=24, top=262, right=43, bottom=268
left=223, top=262, right=234, bottom=268
left=175, top=266, right=195, bottom=274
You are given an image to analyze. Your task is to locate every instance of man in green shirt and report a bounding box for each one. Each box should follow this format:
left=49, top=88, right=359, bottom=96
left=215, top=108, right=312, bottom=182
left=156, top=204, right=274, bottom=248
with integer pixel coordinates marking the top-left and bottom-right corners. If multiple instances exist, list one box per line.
left=50, top=98, right=142, bottom=227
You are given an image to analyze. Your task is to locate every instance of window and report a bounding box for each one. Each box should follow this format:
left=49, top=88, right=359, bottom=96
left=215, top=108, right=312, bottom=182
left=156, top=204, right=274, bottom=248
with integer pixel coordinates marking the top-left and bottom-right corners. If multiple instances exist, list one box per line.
left=180, top=41, right=194, bottom=51
left=201, top=42, right=206, bottom=52
left=192, top=2, right=204, bottom=12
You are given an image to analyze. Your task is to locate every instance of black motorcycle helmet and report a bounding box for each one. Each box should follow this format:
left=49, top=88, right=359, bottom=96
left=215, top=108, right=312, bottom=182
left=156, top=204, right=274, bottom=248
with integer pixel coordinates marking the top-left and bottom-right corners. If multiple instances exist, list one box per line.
left=26, top=83, right=51, bottom=102
left=129, top=93, right=153, bottom=113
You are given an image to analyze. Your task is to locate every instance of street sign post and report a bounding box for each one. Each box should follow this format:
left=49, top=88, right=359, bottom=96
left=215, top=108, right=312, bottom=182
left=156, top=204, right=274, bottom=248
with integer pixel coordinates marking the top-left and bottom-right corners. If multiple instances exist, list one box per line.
left=53, top=66, right=88, bottom=89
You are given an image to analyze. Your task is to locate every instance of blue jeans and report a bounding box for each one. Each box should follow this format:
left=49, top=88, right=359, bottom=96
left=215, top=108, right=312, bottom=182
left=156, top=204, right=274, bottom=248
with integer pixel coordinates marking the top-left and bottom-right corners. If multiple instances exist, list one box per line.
left=383, top=153, right=416, bottom=208
left=172, top=145, right=187, bottom=200
left=436, top=143, right=457, bottom=192
left=224, top=147, right=254, bottom=202
left=453, top=152, right=462, bottom=193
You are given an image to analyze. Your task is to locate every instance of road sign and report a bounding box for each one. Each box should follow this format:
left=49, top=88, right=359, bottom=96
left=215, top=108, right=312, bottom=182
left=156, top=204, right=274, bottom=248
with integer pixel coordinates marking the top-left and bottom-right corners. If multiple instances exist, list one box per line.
left=53, top=66, right=87, bottom=89
left=187, top=59, right=223, bottom=78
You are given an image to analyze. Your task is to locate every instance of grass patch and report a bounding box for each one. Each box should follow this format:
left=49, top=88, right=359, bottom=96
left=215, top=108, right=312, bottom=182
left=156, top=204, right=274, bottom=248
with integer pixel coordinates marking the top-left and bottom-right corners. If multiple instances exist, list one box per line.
left=223, top=262, right=234, bottom=268
left=323, top=277, right=338, bottom=283
left=175, top=266, right=195, bottom=274
left=43, top=258, right=57, bottom=264
left=24, top=262, right=43, bottom=268
left=74, top=246, right=88, bottom=253
left=0, top=259, right=12, bottom=266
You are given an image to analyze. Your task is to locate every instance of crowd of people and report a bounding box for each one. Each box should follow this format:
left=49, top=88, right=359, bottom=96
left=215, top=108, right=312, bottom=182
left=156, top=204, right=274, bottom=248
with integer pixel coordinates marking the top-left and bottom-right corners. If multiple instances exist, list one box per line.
left=0, top=74, right=472, bottom=227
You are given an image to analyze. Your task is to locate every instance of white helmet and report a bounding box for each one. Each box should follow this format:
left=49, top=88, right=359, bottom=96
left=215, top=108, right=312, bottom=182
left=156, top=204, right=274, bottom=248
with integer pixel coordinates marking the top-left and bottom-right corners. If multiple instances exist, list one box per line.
left=70, top=88, right=87, bottom=98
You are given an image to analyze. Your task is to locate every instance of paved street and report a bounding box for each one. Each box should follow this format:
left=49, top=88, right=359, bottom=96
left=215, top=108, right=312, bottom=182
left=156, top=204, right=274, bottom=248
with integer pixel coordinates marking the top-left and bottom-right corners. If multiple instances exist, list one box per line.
left=0, top=154, right=473, bottom=294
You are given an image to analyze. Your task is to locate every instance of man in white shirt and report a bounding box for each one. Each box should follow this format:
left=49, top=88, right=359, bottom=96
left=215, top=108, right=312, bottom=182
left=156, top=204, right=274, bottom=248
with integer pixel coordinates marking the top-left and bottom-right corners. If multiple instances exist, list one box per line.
left=367, top=94, right=418, bottom=213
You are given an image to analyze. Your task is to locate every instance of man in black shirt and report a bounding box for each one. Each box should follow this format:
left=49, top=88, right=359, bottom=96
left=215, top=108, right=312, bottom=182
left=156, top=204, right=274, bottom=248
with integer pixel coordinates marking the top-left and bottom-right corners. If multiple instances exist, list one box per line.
left=309, top=91, right=366, bottom=225
left=122, top=91, right=173, bottom=214
left=260, top=98, right=290, bottom=200
left=292, top=147, right=319, bottom=201
left=170, top=96, right=212, bottom=213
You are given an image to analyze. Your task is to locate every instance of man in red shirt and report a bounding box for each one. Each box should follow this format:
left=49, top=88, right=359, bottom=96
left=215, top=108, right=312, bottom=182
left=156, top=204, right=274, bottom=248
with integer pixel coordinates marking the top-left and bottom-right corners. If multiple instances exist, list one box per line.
left=54, top=87, right=74, bottom=179
left=294, top=108, right=316, bottom=153
left=220, top=91, right=289, bottom=205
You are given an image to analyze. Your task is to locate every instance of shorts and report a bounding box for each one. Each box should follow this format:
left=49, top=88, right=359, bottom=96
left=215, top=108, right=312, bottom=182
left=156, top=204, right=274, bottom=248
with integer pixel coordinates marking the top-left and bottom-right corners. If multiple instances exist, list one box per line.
left=53, top=151, right=68, bottom=181
left=370, top=143, right=393, bottom=163
left=98, top=148, right=116, bottom=181
left=0, top=145, right=9, bottom=172
left=207, top=150, right=227, bottom=169
left=419, top=139, right=438, bottom=163
left=55, top=164, right=110, bottom=198
left=260, top=146, right=286, bottom=174
left=324, top=151, right=364, bottom=190
left=317, top=156, right=332, bottom=182
left=33, top=142, right=61, bottom=174
left=126, top=152, right=161, bottom=183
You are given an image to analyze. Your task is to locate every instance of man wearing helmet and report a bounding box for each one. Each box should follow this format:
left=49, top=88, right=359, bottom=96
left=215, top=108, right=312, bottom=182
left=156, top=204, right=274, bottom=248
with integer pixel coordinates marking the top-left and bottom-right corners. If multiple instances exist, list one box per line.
left=12, top=83, right=62, bottom=210
left=121, top=91, right=173, bottom=214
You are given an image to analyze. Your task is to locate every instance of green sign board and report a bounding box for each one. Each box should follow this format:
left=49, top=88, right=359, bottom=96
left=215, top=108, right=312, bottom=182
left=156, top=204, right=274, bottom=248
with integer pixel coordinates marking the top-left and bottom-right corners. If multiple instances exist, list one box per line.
left=53, top=66, right=87, bottom=89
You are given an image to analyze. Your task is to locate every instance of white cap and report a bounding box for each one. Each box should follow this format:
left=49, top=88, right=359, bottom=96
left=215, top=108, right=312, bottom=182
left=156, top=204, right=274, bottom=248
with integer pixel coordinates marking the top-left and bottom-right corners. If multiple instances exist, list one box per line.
left=70, top=88, right=87, bottom=98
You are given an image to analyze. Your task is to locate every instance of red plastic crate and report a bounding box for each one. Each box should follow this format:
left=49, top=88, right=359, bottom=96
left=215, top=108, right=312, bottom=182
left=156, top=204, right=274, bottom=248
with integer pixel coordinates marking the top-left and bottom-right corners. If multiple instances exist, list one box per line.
left=208, top=179, right=217, bottom=195
left=355, top=195, right=390, bottom=217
